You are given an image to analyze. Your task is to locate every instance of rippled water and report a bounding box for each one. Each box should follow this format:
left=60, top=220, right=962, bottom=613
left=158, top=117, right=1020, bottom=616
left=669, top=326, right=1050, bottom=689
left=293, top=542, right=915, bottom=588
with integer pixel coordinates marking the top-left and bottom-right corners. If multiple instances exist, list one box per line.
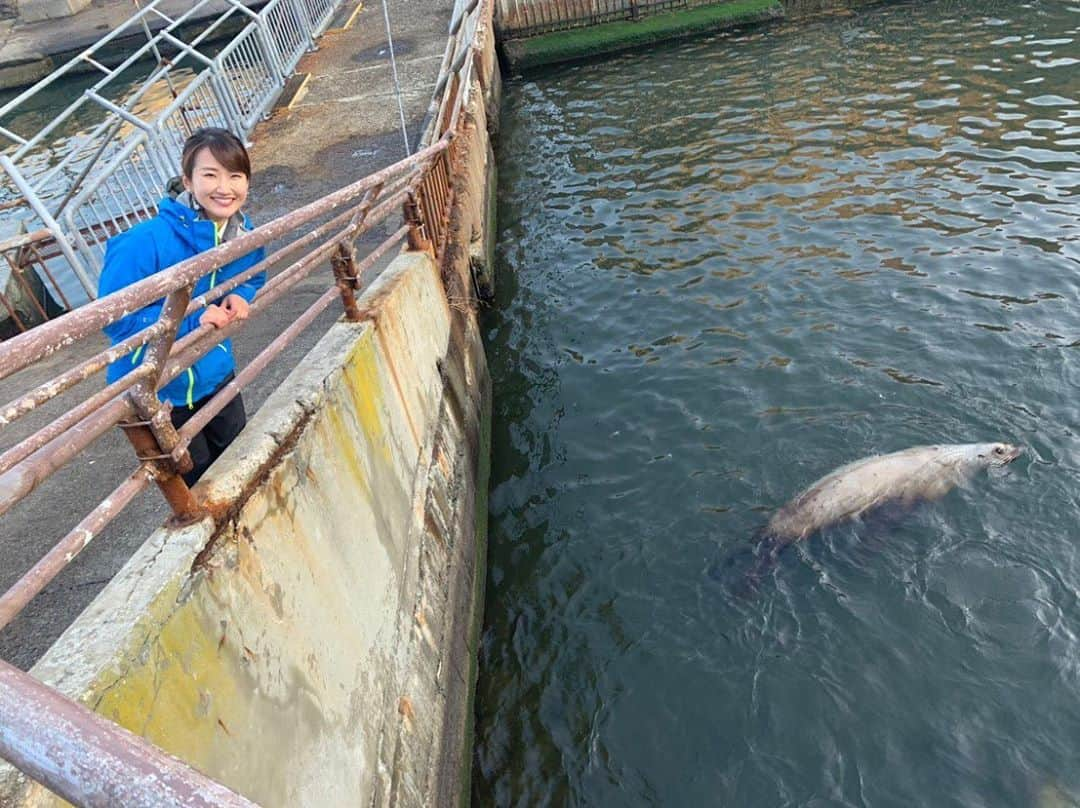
left=475, top=2, right=1080, bottom=805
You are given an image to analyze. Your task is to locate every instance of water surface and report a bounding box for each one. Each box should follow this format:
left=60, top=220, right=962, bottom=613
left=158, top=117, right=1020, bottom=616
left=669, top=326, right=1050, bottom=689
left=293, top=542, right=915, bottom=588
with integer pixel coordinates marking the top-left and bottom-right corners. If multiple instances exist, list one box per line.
left=476, top=1, right=1080, bottom=805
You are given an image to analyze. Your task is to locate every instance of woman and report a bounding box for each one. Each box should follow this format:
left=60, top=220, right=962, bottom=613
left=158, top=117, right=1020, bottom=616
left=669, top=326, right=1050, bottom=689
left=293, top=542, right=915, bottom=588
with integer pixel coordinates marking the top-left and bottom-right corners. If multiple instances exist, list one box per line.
left=99, top=127, right=267, bottom=485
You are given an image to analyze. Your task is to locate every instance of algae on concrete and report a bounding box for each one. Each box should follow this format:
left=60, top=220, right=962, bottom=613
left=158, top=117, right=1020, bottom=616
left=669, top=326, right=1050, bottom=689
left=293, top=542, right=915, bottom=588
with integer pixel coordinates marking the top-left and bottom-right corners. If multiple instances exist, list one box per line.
left=500, top=0, right=784, bottom=72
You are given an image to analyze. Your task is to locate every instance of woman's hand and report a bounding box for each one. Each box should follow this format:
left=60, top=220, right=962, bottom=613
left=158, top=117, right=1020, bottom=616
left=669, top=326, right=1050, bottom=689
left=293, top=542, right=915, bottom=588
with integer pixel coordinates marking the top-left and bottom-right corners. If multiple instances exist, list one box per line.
left=199, top=304, right=230, bottom=328
left=223, top=294, right=250, bottom=321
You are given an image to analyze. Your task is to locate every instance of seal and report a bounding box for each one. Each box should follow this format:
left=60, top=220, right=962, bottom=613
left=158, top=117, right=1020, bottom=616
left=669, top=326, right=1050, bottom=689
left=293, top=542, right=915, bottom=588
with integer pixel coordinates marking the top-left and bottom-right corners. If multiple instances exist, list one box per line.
left=765, top=442, right=1022, bottom=543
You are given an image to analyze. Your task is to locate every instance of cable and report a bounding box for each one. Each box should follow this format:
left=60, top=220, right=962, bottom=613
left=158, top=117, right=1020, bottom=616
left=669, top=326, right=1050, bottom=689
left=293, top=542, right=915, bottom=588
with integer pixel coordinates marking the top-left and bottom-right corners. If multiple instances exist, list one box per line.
left=380, top=0, right=411, bottom=156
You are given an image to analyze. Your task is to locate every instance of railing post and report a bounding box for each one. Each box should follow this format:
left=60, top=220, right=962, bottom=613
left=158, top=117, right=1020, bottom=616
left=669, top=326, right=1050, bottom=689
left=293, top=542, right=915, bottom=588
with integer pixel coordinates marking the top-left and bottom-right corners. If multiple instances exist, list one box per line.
left=118, top=414, right=201, bottom=521
left=287, top=0, right=318, bottom=51
left=330, top=242, right=362, bottom=321
left=119, top=286, right=204, bottom=522
left=404, top=191, right=434, bottom=255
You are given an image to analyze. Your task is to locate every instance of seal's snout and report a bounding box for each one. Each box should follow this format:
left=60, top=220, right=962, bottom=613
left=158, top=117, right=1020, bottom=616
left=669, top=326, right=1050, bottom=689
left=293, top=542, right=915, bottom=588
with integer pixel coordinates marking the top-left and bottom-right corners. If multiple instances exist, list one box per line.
left=992, top=443, right=1022, bottom=465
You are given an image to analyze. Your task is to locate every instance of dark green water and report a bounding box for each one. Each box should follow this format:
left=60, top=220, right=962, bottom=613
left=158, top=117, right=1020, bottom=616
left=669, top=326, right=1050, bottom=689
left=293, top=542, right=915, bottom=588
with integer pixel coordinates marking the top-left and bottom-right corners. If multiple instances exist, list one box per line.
left=475, top=1, right=1080, bottom=805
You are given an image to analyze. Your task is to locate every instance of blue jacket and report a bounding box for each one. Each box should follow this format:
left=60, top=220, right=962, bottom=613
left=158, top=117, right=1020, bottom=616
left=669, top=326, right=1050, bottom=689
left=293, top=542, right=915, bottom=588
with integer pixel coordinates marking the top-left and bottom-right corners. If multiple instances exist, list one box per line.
left=99, top=195, right=266, bottom=409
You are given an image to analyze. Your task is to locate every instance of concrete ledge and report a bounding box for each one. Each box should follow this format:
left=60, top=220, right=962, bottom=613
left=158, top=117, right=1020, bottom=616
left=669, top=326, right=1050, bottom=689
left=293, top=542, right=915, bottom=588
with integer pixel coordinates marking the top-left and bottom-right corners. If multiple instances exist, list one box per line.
left=500, top=0, right=783, bottom=72
left=17, top=0, right=91, bottom=22
left=0, top=55, right=54, bottom=90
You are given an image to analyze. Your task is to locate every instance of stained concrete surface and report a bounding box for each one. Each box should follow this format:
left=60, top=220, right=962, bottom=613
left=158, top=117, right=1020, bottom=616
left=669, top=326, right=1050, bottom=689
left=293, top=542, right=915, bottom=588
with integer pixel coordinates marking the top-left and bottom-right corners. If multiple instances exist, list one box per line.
left=0, top=0, right=455, bottom=671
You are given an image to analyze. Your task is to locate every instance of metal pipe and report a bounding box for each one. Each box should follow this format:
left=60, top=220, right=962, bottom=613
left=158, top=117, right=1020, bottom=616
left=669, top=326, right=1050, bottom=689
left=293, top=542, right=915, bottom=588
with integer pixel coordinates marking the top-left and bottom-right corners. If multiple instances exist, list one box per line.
left=0, top=466, right=154, bottom=632
left=0, top=396, right=132, bottom=518
left=52, top=118, right=126, bottom=220
left=84, top=92, right=157, bottom=132
left=0, top=657, right=259, bottom=807
left=0, top=125, right=28, bottom=147
left=5, top=256, right=48, bottom=322
left=119, top=418, right=200, bottom=521
left=0, top=366, right=154, bottom=475
left=182, top=184, right=402, bottom=314
left=0, top=289, right=25, bottom=333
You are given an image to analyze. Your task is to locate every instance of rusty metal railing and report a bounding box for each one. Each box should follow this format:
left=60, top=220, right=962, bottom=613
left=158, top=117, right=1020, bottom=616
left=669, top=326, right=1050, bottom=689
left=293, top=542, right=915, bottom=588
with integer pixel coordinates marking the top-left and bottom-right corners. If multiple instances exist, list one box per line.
left=0, top=227, right=70, bottom=338
left=0, top=0, right=492, bottom=802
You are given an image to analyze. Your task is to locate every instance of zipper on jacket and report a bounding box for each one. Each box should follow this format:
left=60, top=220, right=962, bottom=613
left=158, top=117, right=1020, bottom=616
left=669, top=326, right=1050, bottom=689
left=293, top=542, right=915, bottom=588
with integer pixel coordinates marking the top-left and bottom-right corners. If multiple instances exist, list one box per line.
left=210, top=221, right=224, bottom=288
left=186, top=368, right=196, bottom=410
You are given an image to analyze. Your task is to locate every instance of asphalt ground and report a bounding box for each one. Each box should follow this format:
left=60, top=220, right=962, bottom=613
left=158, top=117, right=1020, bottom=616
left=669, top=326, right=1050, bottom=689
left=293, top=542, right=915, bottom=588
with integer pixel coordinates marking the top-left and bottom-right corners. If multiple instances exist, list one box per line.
left=0, top=0, right=456, bottom=670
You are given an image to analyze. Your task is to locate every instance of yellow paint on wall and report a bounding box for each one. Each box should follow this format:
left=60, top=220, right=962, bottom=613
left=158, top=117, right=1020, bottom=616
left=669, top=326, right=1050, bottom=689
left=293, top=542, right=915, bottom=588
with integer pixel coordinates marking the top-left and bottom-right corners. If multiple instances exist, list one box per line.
left=342, top=329, right=392, bottom=464
left=91, top=598, right=249, bottom=773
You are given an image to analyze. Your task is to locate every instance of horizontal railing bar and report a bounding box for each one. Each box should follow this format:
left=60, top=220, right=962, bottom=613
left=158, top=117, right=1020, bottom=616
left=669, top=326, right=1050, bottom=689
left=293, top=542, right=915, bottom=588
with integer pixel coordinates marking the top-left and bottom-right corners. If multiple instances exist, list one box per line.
left=0, top=465, right=154, bottom=632
left=0, top=228, right=53, bottom=253
left=79, top=54, right=112, bottom=74
left=0, top=321, right=165, bottom=426
left=83, top=92, right=156, bottom=133
left=0, top=656, right=259, bottom=807
left=0, top=397, right=133, bottom=518
left=0, top=366, right=154, bottom=476
left=0, top=125, right=28, bottom=147
left=158, top=246, right=349, bottom=389
left=0, top=138, right=448, bottom=382
left=177, top=287, right=339, bottom=444
left=160, top=185, right=412, bottom=382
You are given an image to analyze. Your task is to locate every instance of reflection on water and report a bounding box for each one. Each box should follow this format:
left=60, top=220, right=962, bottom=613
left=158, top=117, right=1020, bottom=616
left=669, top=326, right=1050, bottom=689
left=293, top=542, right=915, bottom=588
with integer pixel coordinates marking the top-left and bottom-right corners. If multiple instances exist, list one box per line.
left=477, top=1, right=1080, bottom=805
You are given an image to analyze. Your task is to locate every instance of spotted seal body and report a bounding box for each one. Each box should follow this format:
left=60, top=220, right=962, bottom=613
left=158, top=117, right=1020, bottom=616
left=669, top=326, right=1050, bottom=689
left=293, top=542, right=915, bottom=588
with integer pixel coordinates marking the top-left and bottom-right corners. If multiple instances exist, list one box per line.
left=765, top=442, right=1022, bottom=543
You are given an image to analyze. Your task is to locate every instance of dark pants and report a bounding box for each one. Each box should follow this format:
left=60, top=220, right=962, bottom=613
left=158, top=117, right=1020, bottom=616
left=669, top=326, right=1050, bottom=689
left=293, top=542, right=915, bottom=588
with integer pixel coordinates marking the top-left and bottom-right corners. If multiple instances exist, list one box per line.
left=169, top=376, right=246, bottom=486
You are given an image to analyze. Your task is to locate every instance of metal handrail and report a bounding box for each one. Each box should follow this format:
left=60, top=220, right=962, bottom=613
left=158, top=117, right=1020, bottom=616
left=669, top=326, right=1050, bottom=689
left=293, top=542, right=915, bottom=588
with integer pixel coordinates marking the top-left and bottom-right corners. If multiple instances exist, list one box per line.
left=0, top=0, right=491, bottom=802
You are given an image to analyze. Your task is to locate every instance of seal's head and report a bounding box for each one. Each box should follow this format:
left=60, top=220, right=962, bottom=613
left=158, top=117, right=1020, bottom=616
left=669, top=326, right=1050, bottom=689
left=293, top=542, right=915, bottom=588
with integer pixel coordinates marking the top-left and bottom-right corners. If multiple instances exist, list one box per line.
left=975, top=442, right=1023, bottom=472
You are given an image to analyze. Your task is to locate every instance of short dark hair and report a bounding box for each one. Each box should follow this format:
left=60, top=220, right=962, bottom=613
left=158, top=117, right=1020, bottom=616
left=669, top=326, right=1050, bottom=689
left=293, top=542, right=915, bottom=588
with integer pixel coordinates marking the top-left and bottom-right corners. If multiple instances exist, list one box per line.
left=180, top=128, right=252, bottom=180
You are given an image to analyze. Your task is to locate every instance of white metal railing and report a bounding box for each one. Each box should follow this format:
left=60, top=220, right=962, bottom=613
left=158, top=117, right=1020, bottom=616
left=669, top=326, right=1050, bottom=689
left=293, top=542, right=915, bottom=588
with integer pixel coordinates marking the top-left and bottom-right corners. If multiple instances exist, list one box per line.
left=0, top=0, right=349, bottom=307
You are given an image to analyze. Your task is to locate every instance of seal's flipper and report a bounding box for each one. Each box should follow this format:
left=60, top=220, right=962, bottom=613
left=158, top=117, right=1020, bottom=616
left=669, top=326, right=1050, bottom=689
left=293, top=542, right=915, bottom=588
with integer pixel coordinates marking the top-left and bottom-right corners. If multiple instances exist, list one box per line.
left=707, top=534, right=786, bottom=596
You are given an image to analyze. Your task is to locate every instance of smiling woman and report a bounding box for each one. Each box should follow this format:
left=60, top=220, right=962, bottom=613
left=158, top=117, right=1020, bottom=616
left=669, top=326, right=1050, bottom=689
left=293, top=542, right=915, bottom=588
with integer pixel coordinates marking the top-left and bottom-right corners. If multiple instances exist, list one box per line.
left=97, top=127, right=267, bottom=485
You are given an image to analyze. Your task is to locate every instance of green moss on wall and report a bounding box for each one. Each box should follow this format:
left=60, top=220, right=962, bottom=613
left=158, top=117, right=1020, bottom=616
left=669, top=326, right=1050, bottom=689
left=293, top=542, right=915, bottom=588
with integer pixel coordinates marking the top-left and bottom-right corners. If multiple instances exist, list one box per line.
left=501, top=0, right=784, bottom=72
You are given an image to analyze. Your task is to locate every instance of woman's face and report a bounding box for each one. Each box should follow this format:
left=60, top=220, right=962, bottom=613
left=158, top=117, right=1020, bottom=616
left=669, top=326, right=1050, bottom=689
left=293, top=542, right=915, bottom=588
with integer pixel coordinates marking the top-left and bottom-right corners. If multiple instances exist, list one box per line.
left=182, top=146, right=249, bottom=225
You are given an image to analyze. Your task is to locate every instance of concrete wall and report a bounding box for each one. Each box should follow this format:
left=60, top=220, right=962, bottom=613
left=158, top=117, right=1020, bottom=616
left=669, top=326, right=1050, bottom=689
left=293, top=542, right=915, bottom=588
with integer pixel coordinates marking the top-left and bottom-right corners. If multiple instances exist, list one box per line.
left=16, top=0, right=92, bottom=23
left=0, top=4, right=500, bottom=805
left=496, top=0, right=898, bottom=72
